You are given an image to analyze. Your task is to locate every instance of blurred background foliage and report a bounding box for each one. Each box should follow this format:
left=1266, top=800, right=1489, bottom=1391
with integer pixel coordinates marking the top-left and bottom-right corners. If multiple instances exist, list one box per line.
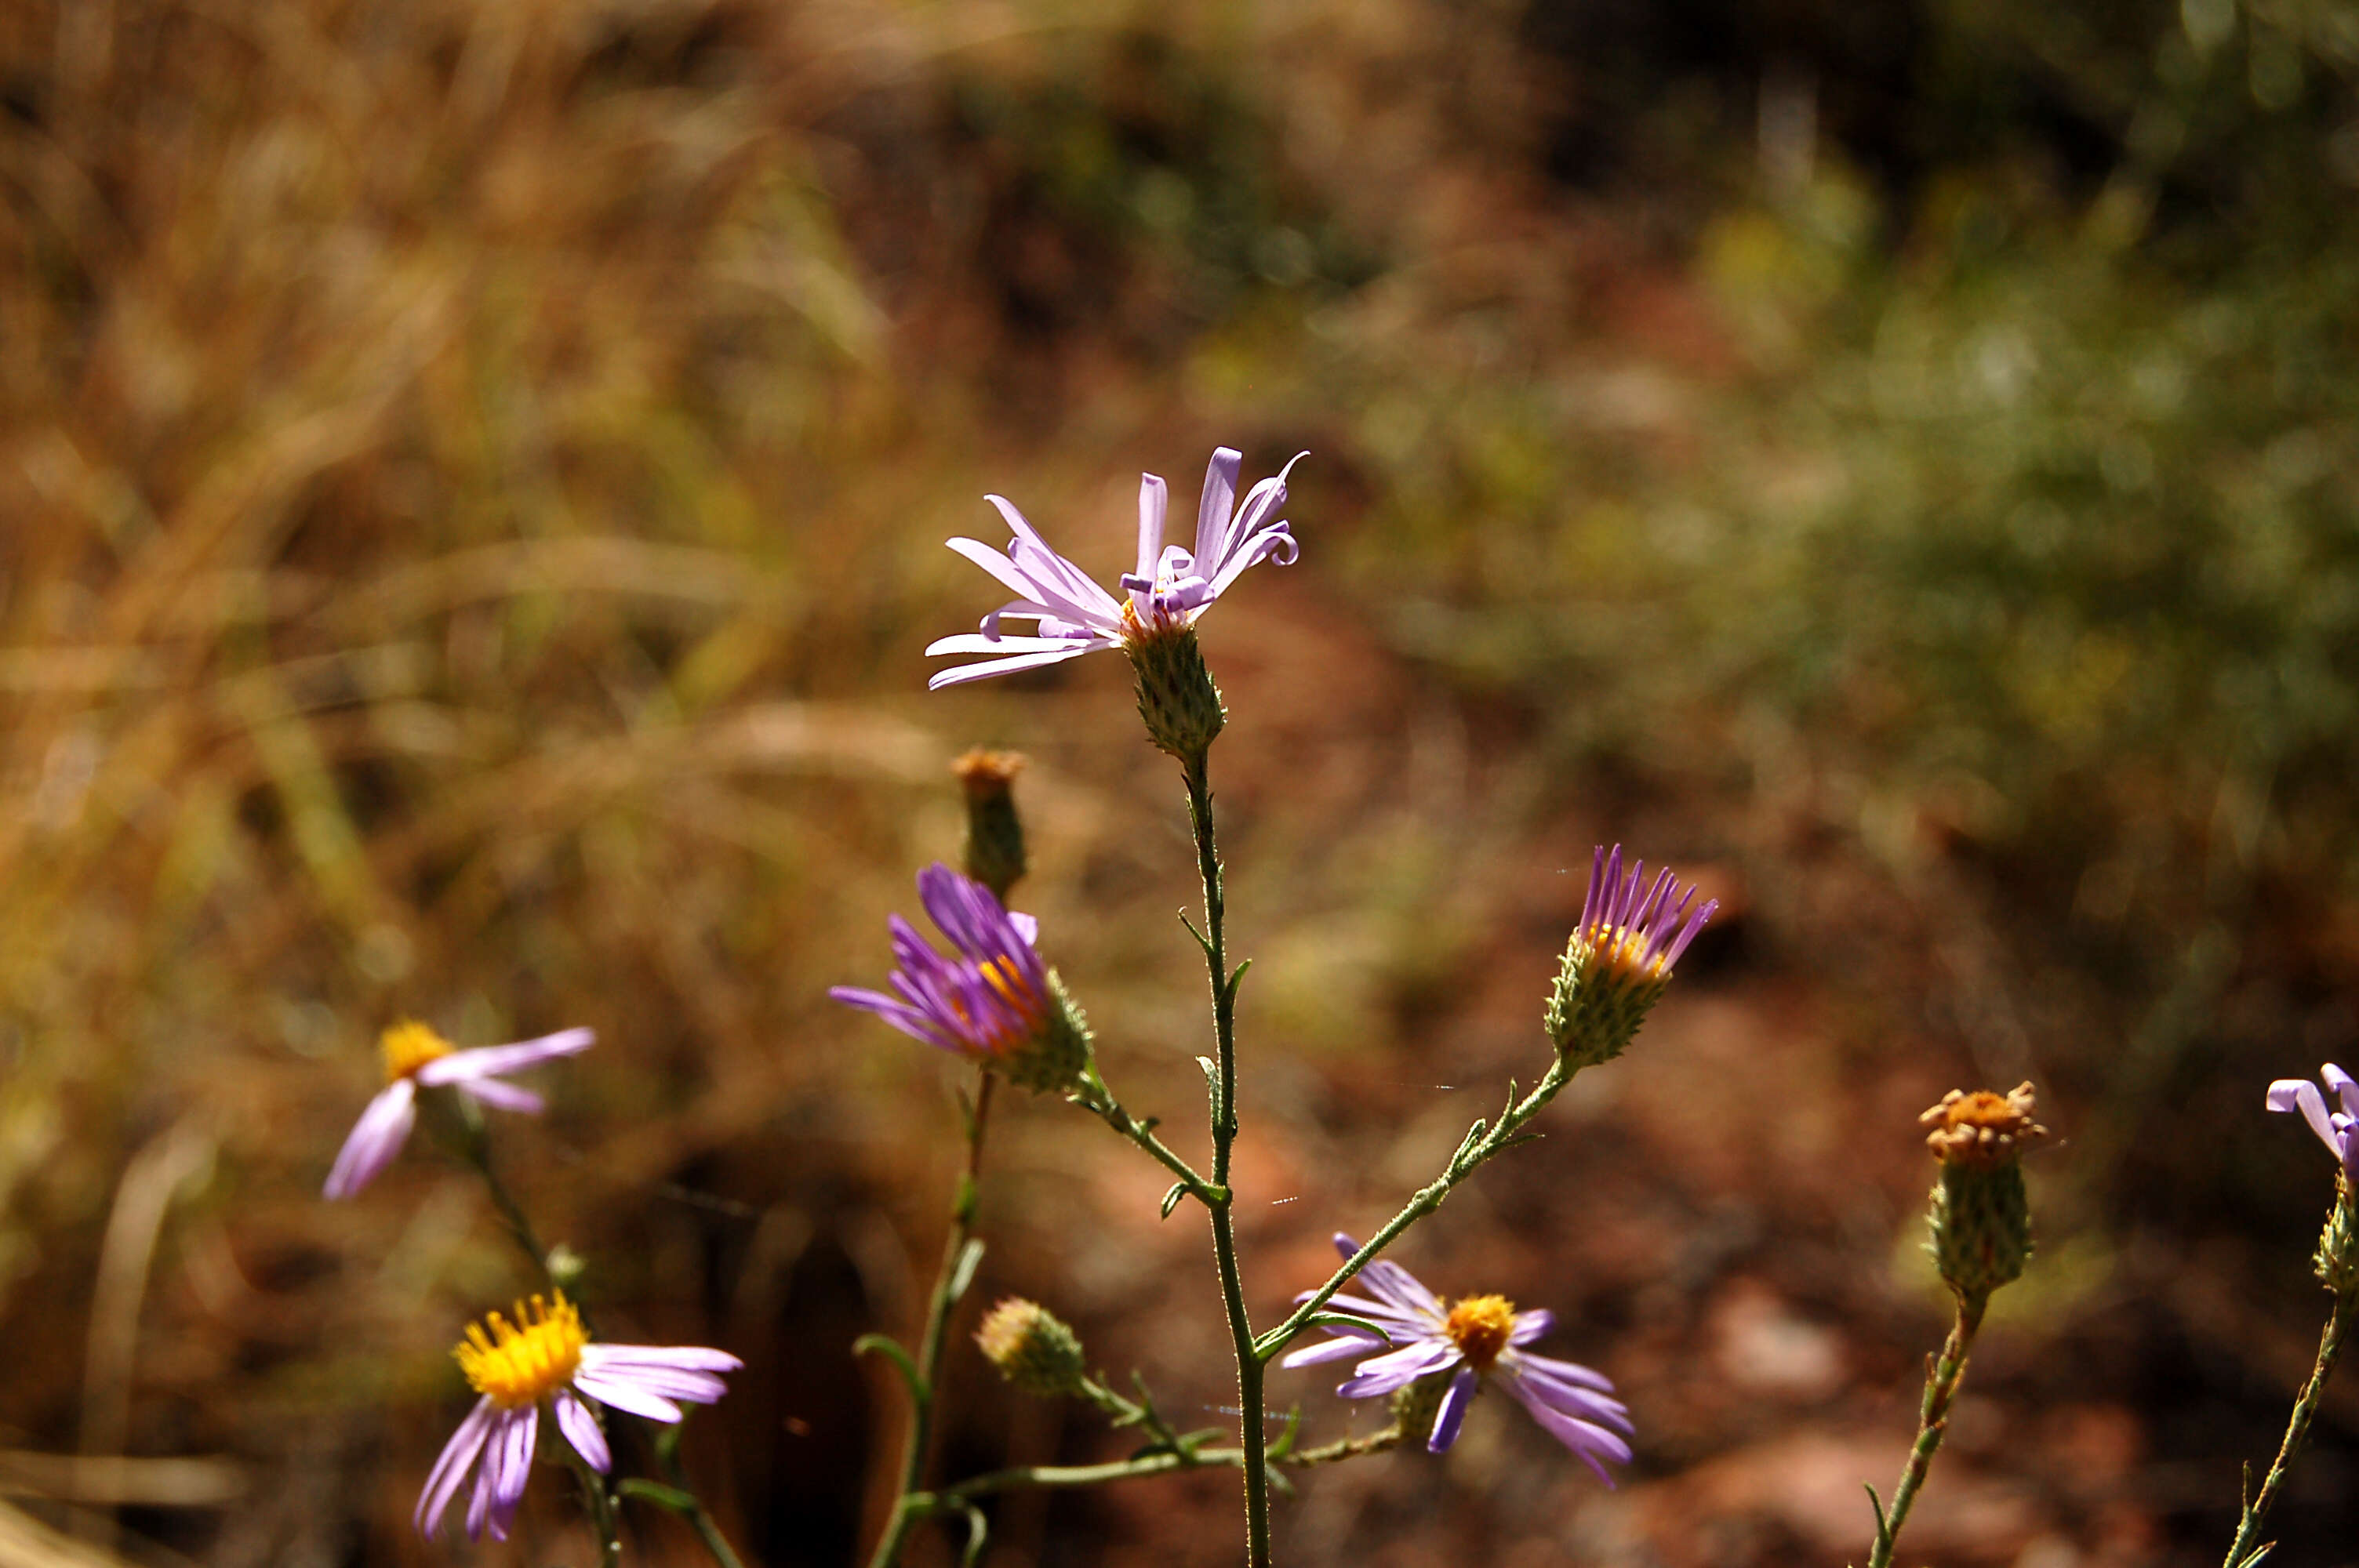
left=6, top=0, right=2359, bottom=1563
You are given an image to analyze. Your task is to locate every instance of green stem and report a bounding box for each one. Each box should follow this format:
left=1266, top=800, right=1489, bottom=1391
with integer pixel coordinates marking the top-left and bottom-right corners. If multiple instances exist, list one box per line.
left=2223, top=1283, right=2359, bottom=1568
left=1255, top=1054, right=1574, bottom=1363
left=1866, top=1292, right=1986, bottom=1568
left=867, top=1070, right=998, bottom=1568
left=921, top=1447, right=1244, bottom=1504
left=450, top=1095, right=554, bottom=1286
left=651, top=1420, right=751, bottom=1568
left=1074, top=1061, right=1225, bottom=1204
left=555, top=1420, right=623, bottom=1567
left=1181, top=752, right=1273, bottom=1568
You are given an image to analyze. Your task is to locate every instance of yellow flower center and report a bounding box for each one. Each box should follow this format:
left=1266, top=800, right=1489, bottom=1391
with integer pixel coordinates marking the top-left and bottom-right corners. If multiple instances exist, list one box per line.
left=955, top=956, right=1047, bottom=1057
left=1586, top=924, right=1667, bottom=982
left=1443, top=1294, right=1517, bottom=1373
left=380, top=1021, right=456, bottom=1084
left=453, top=1293, right=589, bottom=1410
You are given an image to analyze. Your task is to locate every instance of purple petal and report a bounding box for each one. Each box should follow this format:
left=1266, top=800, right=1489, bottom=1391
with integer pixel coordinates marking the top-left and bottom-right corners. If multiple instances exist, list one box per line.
left=1510, top=1308, right=1556, bottom=1345
left=416, top=1396, right=496, bottom=1537
left=926, top=642, right=1103, bottom=689
left=323, top=1079, right=418, bottom=1200
left=1357, top=1259, right=1444, bottom=1319
left=582, top=1344, right=745, bottom=1374
left=1280, top=1333, right=1387, bottom=1370
left=1194, top=448, right=1241, bottom=564
left=554, top=1389, right=610, bottom=1473
left=2326, top=1064, right=2359, bottom=1121
left=2272, top=1079, right=2339, bottom=1155
left=924, top=631, right=1101, bottom=658
left=416, top=1029, right=595, bottom=1085
left=456, top=1076, right=545, bottom=1115
left=1510, top=1349, right=1619, bottom=1396
left=574, top=1367, right=685, bottom=1423
left=1336, top=1339, right=1458, bottom=1399
left=1136, top=473, right=1169, bottom=585
left=1500, top=1360, right=1633, bottom=1432
left=1427, top=1366, right=1478, bottom=1452
left=1289, top=1290, right=1427, bottom=1333
left=952, top=527, right=1122, bottom=635
left=496, top=1400, right=537, bottom=1508
left=1505, top=1375, right=1634, bottom=1481
left=1330, top=1232, right=1363, bottom=1260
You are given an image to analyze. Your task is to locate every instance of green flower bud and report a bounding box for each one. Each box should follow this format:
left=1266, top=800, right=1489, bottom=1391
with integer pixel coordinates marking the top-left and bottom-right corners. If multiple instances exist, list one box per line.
left=954, top=749, right=1029, bottom=902
left=975, top=1298, right=1088, bottom=1396
left=1544, top=848, right=1717, bottom=1072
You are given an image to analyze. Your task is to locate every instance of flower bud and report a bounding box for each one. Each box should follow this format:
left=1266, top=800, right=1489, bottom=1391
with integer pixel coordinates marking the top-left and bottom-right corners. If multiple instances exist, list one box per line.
left=1122, top=615, right=1226, bottom=763
left=954, top=749, right=1029, bottom=901
left=1921, top=1083, right=2046, bottom=1302
left=1545, top=847, right=1716, bottom=1071
left=975, top=1298, right=1088, bottom=1396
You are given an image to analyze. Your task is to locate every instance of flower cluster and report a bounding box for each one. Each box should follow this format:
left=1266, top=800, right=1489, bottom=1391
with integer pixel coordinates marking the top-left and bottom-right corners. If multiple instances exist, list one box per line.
left=1282, top=1235, right=1633, bottom=1481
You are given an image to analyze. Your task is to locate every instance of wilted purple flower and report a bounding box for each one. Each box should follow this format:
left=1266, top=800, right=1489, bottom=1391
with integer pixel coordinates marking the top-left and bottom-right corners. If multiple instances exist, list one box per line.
left=924, top=446, right=1303, bottom=688
left=830, top=863, right=1091, bottom=1091
left=2269, top=1065, right=2359, bottom=1177
left=1281, top=1234, right=1634, bottom=1481
left=416, top=1292, right=740, bottom=1543
left=323, top=1023, right=594, bottom=1200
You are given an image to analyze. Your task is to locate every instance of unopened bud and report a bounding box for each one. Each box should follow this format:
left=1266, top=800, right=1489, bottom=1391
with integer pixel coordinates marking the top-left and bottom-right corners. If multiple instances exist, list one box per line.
left=954, top=750, right=1029, bottom=900
left=976, top=1298, right=1088, bottom=1396
left=1921, top=1083, right=2046, bottom=1302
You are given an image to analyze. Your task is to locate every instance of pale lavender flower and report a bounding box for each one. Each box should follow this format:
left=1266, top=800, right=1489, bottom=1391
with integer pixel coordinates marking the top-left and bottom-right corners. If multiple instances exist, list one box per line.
left=1282, top=1233, right=1633, bottom=1481
left=323, top=1022, right=594, bottom=1200
left=924, top=445, right=1303, bottom=688
left=830, top=863, right=1089, bottom=1091
left=416, top=1291, right=740, bottom=1543
left=2268, top=1064, right=2359, bottom=1177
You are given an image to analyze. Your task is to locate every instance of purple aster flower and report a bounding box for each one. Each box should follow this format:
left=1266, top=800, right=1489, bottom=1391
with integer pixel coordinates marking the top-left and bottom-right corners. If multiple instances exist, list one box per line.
left=416, top=1292, right=740, bottom=1543
left=323, top=1022, right=594, bottom=1200
left=2269, top=1064, right=2359, bottom=1178
left=1281, top=1234, right=1634, bottom=1481
left=830, top=862, right=1091, bottom=1091
left=924, top=445, right=1303, bottom=688
left=1545, top=845, right=1717, bottom=1069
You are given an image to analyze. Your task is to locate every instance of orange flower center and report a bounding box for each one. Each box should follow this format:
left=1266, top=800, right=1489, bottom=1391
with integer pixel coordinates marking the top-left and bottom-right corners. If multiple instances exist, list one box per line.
left=1443, top=1294, right=1517, bottom=1373
left=380, top=1021, right=456, bottom=1083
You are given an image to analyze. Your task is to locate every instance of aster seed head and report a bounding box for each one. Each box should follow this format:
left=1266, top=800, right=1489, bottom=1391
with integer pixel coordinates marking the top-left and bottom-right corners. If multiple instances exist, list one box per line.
left=1121, top=611, right=1226, bottom=763
left=954, top=749, right=1029, bottom=901
left=1921, top=1083, right=2045, bottom=1303
left=975, top=1298, right=1088, bottom=1396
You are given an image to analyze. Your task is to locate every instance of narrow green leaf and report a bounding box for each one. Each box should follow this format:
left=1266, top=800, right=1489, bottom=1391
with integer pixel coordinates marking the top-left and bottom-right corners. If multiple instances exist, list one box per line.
left=852, top=1334, right=927, bottom=1406
left=616, top=1479, right=699, bottom=1514
left=958, top=1504, right=990, bottom=1568
left=1160, top=1181, right=1188, bottom=1219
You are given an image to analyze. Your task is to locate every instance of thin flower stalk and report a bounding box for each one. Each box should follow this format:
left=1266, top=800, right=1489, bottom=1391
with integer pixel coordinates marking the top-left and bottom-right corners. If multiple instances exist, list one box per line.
left=2221, top=1273, right=2357, bottom=1568
left=1864, top=1294, right=1986, bottom=1568
left=1179, top=750, right=1275, bottom=1568
left=864, top=1072, right=997, bottom=1568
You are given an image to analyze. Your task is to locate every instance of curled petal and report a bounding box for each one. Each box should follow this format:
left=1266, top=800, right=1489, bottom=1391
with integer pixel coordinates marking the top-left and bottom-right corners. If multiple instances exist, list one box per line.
left=2270, top=1077, right=2342, bottom=1159
left=1335, top=1339, right=1459, bottom=1399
